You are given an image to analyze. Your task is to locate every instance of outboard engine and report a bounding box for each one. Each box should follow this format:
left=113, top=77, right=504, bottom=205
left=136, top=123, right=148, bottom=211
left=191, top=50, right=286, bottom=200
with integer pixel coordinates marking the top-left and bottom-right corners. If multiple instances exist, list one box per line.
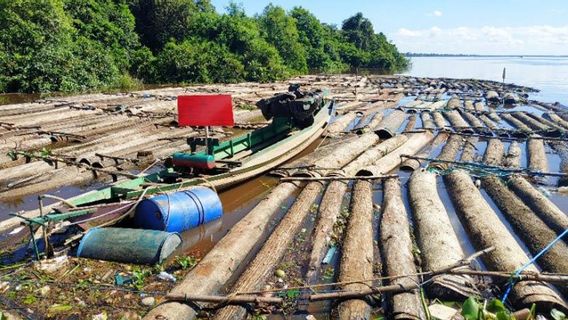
left=256, top=84, right=325, bottom=129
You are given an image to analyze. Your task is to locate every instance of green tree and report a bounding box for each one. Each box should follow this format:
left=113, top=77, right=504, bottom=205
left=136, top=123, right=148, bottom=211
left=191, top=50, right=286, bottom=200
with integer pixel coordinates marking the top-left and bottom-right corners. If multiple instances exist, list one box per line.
left=257, top=4, right=307, bottom=74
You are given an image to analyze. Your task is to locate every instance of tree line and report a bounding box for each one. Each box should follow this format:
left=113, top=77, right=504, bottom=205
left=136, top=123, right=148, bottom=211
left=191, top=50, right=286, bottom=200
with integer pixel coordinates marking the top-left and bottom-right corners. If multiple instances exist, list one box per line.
left=0, top=0, right=409, bottom=93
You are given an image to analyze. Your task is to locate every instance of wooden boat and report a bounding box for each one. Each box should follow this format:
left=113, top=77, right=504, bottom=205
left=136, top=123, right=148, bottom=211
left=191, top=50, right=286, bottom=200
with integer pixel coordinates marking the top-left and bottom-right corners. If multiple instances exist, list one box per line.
left=7, top=87, right=335, bottom=258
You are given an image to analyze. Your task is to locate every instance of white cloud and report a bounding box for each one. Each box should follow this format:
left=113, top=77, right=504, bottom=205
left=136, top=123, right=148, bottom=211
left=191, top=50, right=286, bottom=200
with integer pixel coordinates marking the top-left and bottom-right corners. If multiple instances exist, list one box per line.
left=432, top=10, right=443, bottom=17
left=392, top=25, right=568, bottom=55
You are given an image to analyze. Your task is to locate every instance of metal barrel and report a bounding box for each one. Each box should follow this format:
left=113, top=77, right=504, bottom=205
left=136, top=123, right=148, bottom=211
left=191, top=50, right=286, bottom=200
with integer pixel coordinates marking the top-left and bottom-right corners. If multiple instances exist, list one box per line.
left=134, top=187, right=223, bottom=232
left=76, top=227, right=182, bottom=264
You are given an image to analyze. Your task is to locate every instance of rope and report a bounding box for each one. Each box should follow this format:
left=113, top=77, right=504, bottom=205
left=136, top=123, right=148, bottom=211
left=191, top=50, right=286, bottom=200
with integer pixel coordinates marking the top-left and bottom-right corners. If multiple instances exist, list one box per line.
left=501, top=228, right=568, bottom=303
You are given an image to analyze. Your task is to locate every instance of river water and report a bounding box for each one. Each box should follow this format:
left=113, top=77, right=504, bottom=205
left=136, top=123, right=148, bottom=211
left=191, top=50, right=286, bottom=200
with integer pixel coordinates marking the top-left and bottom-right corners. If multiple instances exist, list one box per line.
left=401, top=56, right=568, bottom=104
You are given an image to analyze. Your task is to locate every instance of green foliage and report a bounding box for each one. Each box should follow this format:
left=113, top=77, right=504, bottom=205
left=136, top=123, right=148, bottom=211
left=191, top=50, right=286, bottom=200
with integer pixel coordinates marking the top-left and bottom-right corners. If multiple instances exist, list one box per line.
left=1, top=1, right=408, bottom=93
left=176, top=255, right=197, bottom=270
left=552, top=309, right=567, bottom=320
left=461, top=297, right=537, bottom=320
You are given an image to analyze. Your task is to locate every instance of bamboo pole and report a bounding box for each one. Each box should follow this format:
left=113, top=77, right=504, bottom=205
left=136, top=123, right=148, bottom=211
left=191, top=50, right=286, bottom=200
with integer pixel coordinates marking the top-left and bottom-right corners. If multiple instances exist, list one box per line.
left=381, top=178, right=425, bottom=320
left=444, top=170, right=567, bottom=312
left=408, top=170, right=479, bottom=299
left=212, top=182, right=324, bottom=320
left=337, top=180, right=374, bottom=319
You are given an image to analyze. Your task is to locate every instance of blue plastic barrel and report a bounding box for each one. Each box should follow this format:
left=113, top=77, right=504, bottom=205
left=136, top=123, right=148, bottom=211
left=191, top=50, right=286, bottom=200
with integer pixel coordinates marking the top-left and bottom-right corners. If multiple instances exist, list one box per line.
left=77, top=227, right=181, bottom=265
left=134, top=187, right=223, bottom=232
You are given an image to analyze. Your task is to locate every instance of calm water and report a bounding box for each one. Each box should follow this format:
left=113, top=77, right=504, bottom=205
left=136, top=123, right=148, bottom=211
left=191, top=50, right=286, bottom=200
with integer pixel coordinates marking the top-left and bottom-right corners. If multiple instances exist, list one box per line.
left=402, top=56, right=568, bottom=104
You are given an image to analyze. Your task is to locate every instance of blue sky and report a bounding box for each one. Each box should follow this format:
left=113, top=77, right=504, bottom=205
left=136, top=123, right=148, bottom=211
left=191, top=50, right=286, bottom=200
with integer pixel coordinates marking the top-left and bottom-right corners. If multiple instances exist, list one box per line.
left=210, top=0, right=568, bottom=55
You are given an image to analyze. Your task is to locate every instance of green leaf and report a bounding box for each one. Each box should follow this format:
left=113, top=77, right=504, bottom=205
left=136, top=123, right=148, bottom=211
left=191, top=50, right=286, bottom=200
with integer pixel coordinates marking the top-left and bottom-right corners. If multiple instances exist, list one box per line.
left=48, top=304, right=73, bottom=314
left=461, top=297, right=480, bottom=320
left=551, top=308, right=567, bottom=320
left=487, top=299, right=507, bottom=313
left=496, top=311, right=511, bottom=320
left=23, top=294, right=36, bottom=305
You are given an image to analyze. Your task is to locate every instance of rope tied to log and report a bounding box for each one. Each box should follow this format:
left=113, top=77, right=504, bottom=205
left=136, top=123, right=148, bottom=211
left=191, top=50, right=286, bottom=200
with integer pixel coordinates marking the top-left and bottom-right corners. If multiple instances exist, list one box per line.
left=501, top=228, right=568, bottom=303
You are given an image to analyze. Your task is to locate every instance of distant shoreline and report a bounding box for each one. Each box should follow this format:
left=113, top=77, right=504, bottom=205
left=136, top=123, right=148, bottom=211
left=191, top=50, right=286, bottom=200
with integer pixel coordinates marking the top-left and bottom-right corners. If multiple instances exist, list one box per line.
left=405, top=53, right=568, bottom=58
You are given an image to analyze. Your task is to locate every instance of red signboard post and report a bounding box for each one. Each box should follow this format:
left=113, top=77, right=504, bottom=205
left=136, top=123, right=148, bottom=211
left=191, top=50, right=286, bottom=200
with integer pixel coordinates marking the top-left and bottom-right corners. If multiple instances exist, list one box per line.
left=177, top=95, right=234, bottom=154
left=177, top=95, right=234, bottom=127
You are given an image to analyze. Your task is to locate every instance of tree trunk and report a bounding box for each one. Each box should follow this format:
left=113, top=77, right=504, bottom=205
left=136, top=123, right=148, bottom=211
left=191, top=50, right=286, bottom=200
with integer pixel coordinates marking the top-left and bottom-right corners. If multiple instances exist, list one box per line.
left=408, top=170, right=479, bottom=299
left=213, top=182, right=324, bottom=320
left=381, top=178, right=425, bottom=320
left=444, top=170, right=567, bottom=312
left=337, top=180, right=374, bottom=319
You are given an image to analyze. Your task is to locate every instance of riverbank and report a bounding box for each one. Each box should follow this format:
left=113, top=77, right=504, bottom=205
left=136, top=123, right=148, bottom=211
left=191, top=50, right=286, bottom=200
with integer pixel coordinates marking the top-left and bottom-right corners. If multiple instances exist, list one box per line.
left=1, top=74, right=568, bottom=319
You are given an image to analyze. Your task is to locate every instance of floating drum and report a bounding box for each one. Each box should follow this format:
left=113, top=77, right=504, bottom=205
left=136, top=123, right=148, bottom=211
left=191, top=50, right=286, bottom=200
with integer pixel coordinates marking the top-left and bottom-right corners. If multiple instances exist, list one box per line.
left=134, top=187, right=223, bottom=232
left=77, top=228, right=181, bottom=264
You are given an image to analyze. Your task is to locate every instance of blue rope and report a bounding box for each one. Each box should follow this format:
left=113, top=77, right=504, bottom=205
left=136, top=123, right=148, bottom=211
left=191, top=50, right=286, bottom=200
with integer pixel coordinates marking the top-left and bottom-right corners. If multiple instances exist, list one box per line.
left=501, top=228, right=568, bottom=303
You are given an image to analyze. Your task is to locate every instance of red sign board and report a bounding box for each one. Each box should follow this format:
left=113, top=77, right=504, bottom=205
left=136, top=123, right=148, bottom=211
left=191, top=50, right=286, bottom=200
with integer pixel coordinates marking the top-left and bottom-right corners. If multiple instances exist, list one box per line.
left=177, top=95, right=234, bottom=127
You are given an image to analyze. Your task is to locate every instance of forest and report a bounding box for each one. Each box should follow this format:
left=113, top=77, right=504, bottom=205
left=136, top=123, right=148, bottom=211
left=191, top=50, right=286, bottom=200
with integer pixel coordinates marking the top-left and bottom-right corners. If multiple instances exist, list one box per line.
left=0, top=0, right=409, bottom=93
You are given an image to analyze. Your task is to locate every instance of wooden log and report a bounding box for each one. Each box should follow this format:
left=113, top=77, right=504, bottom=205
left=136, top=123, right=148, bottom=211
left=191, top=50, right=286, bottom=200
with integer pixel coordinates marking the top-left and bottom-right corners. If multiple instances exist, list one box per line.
left=479, top=114, right=499, bottom=131
left=420, top=111, right=435, bottom=130
left=400, top=133, right=447, bottom=171
left=512, top=112, right=551, bottom=131
left=305, top=180, right=348, bottom=285
left=444, top=110, right=473, bottom=133
left=464, top=100, right=475, bottom=111
left=482, top=176, right=568, bottom=276
left=327, top=112, right=357, bottom=135
left=504, top=141, right=522, bottom=168
left=337, top=180, right=374, bottom=319
left=359, top=111, right=384, bottom=134
left=381, top=178, right=425, bottom=320
left=359, top=131, right=434, bottom=176
left=459, top=110, right=485, bottom=130
left=374, top=110, right=406, bottom=138
left=444, top=170, right=568, bottom=312
left=500, top=113, right=532, bottom=133
left=408, top=170, right=478, bottom=299
left=403, top=114, right=417, bottom=131
left=143, top=182, right=300, bottom=320
left=313, top=133, right=380, bottom=177
left=482, top=138, right=505, bottom=166
left=447, top=97, right=461, bottom=109
left=527, top=138, right=548, bottom=173
left=544, top=112, right=568, bottom=130
left=430, top=134, right=464, bottom=170
left=432, top=111, right=448, bottom=129
left=551, top=142, right=568, bottom=187
left=342, top=135, right=408, bottom=176
left=474, top=101, right=486, bottom=112
left=507, top=175, right=568, bottom=235
left=460, top=136, right=479, bottom=162
left=213, top=182, right=324, bottom=320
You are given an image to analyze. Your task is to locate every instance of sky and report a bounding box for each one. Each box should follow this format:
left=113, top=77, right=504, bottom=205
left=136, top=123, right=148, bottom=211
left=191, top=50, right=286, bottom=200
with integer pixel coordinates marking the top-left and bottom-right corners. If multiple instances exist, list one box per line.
left=210, top=0, right=568, bottom=55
